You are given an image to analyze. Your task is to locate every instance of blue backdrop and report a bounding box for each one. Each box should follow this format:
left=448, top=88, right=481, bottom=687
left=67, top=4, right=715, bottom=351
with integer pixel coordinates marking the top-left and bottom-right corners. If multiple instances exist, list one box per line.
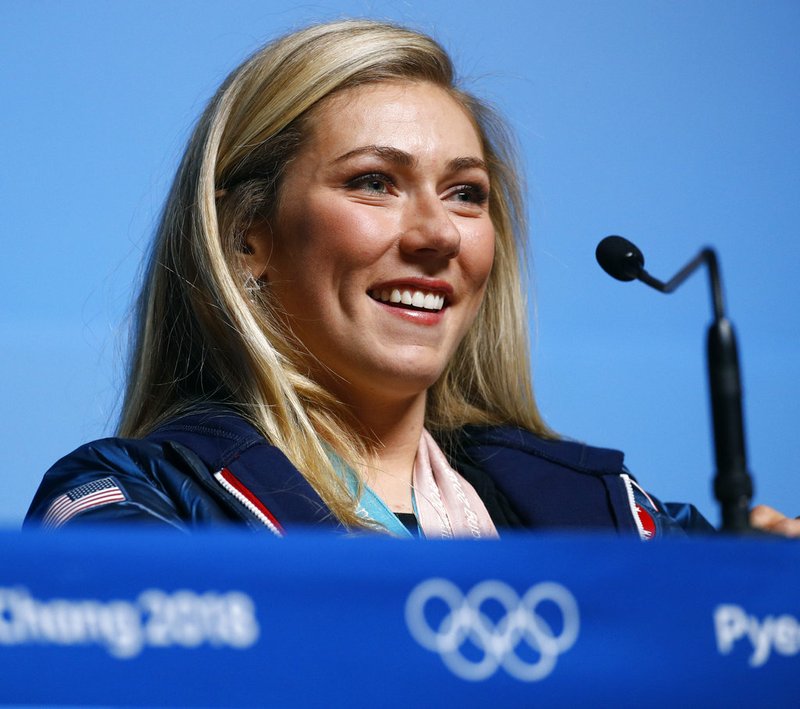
left=2, top=0, right=798, bottom=526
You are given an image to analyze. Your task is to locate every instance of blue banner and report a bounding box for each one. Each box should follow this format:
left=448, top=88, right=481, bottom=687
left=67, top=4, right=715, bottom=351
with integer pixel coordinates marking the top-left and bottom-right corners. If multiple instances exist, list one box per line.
left=1, top=529, right=797, bottom=706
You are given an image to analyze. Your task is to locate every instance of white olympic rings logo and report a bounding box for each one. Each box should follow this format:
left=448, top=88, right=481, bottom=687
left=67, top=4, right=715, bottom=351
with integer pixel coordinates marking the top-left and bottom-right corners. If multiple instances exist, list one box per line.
left=405, top=578, right=580, bottom=682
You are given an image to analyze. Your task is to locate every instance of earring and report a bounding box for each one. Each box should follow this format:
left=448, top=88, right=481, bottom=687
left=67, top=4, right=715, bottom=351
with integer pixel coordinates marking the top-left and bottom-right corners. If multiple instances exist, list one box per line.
left=244, top=273, right=263, bottom=298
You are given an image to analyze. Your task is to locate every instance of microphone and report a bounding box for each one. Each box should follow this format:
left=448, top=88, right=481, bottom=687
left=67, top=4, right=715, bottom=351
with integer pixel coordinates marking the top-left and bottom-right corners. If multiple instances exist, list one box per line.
left=595, top=235, right=644, bottom=282
left=595, top=235, right=753, bottom=534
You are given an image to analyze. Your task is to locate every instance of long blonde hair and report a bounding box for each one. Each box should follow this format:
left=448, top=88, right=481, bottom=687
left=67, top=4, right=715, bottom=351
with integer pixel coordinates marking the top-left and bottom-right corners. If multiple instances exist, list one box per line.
left=119, top=19, right=552, bottom=528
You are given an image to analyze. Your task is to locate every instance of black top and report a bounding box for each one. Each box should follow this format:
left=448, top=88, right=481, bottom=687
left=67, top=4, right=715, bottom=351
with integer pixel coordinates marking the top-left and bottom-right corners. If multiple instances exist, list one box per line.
left=394, top=512, right=420, bottom=536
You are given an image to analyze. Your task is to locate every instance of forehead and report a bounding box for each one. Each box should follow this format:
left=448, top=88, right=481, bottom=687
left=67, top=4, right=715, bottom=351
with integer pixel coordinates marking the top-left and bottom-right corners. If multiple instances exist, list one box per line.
left=303, top=81, right=484, bottom=161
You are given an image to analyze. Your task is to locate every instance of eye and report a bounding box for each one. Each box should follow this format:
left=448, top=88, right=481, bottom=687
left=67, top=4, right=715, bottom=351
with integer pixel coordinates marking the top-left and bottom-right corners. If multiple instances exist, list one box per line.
left=347, top=173, right=393, bottom=194
left=447, top=184, right=489, bottom=206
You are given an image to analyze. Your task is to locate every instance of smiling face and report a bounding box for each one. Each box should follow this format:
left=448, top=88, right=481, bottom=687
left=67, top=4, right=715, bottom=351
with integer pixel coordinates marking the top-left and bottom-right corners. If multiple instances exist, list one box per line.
left=246, top=81, right=495, bottom=407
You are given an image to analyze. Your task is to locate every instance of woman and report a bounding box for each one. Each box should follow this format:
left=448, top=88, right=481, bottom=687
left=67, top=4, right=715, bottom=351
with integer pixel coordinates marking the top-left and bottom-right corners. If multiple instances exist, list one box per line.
left=25, top=20, right=797, bottom=538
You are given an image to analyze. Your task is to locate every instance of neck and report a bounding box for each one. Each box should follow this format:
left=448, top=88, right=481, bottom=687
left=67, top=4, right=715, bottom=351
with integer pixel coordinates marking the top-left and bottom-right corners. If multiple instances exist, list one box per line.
left=335, top=386, right=428, bottom=514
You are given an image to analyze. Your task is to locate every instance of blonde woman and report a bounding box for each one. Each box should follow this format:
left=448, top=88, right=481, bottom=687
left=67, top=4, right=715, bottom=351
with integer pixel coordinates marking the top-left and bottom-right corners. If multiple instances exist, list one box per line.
left=25, top=20, right=797, bottom=538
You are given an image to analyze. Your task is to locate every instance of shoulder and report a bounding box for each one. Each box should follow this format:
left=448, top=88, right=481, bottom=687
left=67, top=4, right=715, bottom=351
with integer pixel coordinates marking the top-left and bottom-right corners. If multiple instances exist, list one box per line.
left=25, top=409, right=339, bottom=532
left=447, top=425, right=714, bottom=536
left=144, top=409, right=271, bottom=470
left=25, top=436, right=197, bottom=529
left=24, top=410, right=273, bottom=530
left=440, top=425, right=629, bottom=531
left=451, top=424, right=625, bottom=478
left=147, top=410, right=342, bottom=531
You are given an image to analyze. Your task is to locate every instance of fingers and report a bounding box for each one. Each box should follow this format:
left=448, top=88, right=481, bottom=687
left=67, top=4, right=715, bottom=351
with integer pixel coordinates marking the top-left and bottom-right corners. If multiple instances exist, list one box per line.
left=750, top=504, right=785, bottom=528
left=750, top=504, right=800, bottom=538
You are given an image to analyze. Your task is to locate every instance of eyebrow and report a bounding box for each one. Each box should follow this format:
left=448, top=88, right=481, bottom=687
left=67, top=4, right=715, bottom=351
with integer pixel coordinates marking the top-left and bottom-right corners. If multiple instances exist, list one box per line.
left=447, top=156, right=488, bottom=173
left=333, top=145, right=488, bottom=174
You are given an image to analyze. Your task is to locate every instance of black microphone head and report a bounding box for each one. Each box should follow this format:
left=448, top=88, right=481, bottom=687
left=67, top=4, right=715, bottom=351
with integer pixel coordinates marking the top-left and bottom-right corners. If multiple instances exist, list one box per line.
left=596, top=235, right=645, bottom=282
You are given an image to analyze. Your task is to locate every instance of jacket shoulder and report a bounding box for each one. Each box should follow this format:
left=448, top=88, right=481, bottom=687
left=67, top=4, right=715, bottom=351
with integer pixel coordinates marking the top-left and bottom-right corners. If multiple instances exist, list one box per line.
left=24, top=437, right=206, bottom=529
left=145, top=409, right=268, bottom=471
left=450, top=425, right=714, bottom=536
left=146, top=410, right=342, bottom=531
left=454, top=425, right=625, bottom=476
left=446, top=425, right=632, bottom=532
left=23, top=438, right=244, bottom=529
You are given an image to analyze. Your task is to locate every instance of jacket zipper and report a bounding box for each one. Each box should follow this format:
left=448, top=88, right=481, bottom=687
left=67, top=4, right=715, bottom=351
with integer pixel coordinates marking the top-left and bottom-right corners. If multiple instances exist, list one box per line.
left=213, top=470, right=283, bottom=538
left=620, top=473, right=655, bottom=541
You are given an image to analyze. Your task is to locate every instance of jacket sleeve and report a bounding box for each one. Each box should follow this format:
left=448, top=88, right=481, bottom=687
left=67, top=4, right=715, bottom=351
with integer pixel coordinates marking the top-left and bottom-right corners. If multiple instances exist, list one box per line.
left=24, top=438, right=196, bottom=530
left=659, top=500, right=717, bottom=534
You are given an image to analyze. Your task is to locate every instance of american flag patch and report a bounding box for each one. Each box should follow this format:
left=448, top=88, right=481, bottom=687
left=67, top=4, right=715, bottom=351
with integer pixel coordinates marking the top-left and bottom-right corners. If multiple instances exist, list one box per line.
left=42, top=477, right=126, bottom=529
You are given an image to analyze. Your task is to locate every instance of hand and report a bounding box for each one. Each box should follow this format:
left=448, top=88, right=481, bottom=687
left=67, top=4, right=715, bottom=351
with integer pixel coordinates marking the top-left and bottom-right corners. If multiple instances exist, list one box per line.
left=750, top=504, right=800, bottom=538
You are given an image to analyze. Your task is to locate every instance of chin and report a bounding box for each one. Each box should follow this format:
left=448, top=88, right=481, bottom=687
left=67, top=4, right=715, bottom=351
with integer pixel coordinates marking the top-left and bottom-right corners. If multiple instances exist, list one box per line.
left=360, top=363, right=444, bottom=399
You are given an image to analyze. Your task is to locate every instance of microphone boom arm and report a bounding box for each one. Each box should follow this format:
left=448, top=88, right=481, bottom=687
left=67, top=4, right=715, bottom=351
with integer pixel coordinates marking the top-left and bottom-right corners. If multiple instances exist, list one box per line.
left=597, top=236, right=753, bottom=533
left=637, top=248, right=725, bottom=322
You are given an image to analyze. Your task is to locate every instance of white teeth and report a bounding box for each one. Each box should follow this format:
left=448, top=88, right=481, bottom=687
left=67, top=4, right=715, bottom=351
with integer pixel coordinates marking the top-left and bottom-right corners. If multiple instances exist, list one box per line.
left=371, top=287, right=446, bottom=312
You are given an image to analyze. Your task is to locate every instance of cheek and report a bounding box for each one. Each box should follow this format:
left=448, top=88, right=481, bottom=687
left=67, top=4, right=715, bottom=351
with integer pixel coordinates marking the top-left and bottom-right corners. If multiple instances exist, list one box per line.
left=273, top=202, right=390, bottom=284
left=462, top=224, right=496, bottom=293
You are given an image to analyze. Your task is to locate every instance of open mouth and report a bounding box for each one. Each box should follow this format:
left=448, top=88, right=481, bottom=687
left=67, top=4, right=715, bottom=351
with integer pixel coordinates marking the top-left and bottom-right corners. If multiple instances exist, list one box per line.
left=370, top=288, right=446, bottom=312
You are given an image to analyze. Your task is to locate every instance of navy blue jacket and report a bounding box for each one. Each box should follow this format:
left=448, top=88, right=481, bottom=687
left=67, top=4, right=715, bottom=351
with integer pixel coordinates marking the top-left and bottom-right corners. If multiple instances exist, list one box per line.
left=24, top=410, right=714, bottom=538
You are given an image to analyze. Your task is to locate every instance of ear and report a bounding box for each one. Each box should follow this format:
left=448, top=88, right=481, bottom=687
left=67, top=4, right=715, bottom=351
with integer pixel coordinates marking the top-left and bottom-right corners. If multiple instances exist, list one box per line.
left=242, top=220, right=274, bottom=280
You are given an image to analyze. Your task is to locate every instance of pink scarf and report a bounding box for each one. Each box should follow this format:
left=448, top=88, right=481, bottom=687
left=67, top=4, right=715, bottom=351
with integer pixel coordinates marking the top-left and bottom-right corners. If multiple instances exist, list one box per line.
left=412, top=429, right=499, bottom=539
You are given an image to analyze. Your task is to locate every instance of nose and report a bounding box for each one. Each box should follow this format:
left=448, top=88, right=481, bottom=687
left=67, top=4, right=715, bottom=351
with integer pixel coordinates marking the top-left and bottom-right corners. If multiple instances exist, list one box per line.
left=399, top=192, right=461, bottom=261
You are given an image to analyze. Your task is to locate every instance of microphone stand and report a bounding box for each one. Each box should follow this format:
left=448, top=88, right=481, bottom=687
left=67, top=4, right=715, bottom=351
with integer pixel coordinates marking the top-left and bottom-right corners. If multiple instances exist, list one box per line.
left=622, top=246, right=753, bottom=533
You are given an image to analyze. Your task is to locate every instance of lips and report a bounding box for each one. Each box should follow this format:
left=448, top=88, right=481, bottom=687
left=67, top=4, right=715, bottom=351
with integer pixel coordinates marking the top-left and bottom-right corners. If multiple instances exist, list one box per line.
left=370, top=287, right=447, bottom=312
